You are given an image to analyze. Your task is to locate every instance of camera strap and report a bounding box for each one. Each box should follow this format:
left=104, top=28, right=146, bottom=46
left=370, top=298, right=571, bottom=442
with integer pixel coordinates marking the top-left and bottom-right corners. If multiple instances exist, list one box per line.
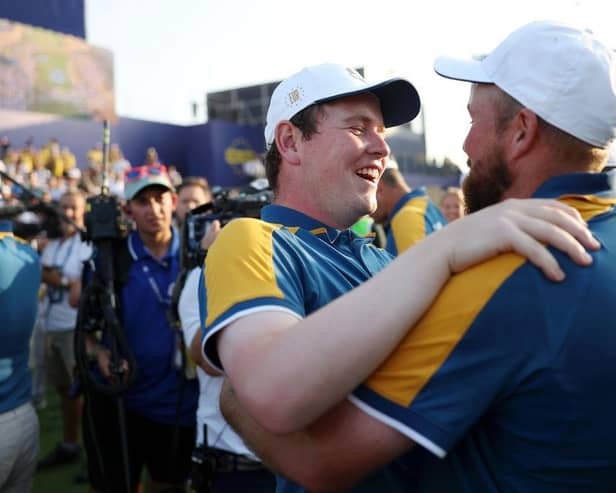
left=52, top=233, right=78, bottom=270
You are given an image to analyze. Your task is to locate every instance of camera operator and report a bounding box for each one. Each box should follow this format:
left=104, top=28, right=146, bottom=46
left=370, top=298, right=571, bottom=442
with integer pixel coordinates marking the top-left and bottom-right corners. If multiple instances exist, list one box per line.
left=82, top=164, right=198, bottom=493
left=38, top=189, right=92, bottom=470
left=178, top=220, right=275, bottom=493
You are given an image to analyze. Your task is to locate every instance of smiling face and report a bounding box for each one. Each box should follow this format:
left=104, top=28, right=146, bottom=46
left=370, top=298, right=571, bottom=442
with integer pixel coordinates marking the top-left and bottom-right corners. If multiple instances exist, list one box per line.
left=287, top=93, right=389, bottom=229
left=440, top=192, right=464, bottom=222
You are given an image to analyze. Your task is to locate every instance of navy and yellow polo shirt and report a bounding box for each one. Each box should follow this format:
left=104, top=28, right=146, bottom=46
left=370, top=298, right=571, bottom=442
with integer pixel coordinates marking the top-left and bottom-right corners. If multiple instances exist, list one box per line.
left=201, top=204, right=393, bottom=372
left=351, top=171, right=616, bottom=492
left=0, top=220, right=41, bottom=413
left=385, top=188, right=446, bottom=255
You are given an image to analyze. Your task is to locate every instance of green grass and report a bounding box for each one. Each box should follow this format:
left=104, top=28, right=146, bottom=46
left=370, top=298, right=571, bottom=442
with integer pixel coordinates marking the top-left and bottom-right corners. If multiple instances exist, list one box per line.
left=32, top=389, right=87, bottom=493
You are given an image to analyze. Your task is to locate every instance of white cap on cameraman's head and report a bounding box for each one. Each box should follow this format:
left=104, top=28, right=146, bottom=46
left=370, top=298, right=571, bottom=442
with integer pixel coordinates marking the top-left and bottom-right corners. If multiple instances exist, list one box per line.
left=434, top=20, right=616, bottom=148
left=264, top=63, right=421, bottom=147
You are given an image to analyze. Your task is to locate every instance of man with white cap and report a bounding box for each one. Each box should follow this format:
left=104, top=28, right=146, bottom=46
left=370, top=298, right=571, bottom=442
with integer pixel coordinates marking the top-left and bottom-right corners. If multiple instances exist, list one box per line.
left=199, top=58, right=603, bottom=492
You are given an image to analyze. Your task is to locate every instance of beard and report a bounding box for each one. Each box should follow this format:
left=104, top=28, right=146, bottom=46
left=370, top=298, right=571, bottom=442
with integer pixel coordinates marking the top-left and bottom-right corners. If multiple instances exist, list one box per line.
left=462, top=148, right=513, bottom=214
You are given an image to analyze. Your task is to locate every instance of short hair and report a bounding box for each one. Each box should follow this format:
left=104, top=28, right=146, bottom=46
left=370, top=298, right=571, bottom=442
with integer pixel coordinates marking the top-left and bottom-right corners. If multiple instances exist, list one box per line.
left=440, top=186, right=464, bottom=205
left=264, top=104, right=326, bottom=193
left=177, top=176, right=210, bottom=195
left=60, top=188, right=86, bottom=203
left=379, top=167, right=406, bottom=188
left=494, top=86, right=608, bottom=171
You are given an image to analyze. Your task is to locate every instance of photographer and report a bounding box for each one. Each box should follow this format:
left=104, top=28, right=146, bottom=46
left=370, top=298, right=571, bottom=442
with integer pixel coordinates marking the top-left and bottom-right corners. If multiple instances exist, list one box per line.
left=82, top=164, right=198, bottom=493
left=38, top=189, right=92, bottom=470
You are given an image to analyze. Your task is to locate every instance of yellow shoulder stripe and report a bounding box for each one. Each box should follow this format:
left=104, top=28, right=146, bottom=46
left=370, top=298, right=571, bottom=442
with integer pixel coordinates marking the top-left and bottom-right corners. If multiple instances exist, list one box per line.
left=558, top=194, right=616, bottom=221
left=365, top=253, right=526, bottom=406
left=205, top=218, right=285, bottom=326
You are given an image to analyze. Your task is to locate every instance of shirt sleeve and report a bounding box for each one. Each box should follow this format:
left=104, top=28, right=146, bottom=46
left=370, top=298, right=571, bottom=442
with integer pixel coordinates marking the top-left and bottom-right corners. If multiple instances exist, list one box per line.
left=350, top=253, right=538, bottom=458
left=200, top=218, right=304, bottom=371
left=64, top=239, right=92, bottom=280
left=40, top=240, right=56, bottom=267
left=178, top=267, right=202, bottom=348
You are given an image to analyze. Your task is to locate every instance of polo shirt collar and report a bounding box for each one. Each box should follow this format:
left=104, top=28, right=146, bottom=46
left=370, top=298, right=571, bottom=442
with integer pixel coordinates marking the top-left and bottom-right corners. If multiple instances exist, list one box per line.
left=261, top=204, right=344, bottom=243
left=127, top=226, right=179, bottom=262
left=532, top=171, right=616, bottom=199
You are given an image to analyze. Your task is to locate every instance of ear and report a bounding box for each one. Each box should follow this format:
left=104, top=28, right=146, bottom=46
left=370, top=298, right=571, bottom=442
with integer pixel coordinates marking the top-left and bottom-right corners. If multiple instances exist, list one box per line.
left=509, top=108, right=539, bottom=160
left=123, top=201, right=133, bottom=219
left=274, top=121, right=301, bottom=165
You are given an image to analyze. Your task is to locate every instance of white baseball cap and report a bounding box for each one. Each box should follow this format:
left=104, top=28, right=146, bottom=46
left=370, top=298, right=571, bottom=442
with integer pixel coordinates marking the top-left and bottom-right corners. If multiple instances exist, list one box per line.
left=434, top=20, right=616, bottom=148
left=264, top=63, right=421, bottom=146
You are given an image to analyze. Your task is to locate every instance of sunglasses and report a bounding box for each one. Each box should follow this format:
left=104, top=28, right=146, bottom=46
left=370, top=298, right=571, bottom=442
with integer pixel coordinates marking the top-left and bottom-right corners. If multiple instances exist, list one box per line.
left=125, top=164, right=168, bottom=182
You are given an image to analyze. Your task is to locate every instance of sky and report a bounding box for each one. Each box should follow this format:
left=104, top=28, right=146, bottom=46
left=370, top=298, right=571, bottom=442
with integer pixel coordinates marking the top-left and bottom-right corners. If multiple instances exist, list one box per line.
left=85, top=0, right=615, bottom=169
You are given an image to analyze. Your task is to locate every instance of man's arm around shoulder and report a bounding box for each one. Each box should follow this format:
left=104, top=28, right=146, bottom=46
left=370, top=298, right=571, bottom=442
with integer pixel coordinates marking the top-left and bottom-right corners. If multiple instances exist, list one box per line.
left=221, top=380, right=414, bottom=493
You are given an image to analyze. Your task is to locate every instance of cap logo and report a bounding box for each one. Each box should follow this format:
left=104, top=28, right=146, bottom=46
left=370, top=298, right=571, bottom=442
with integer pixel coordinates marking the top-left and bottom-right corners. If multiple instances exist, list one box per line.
left=346, top=68, right=365, bottom=82
left=287, top=87, right=304, bottom=107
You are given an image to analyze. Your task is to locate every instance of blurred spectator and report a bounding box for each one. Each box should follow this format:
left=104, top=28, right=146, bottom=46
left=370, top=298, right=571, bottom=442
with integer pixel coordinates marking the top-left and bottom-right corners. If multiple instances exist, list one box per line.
left=20, top=141, right=36, bottom=174
left=439, top=186, right=465, bottom=222
left=372, top=158, right=446, bottom=255
left=86, top=143, right=103, bottom=172
left=110, top=143, right=131, bottom=176
left=60, top=147, right=77, bottom=173
left=0, top=219, right=42, bottom=493
left=0, top=135, right=10, bottom=162
left=167, top=165, right=183, bottom=187
left=65, top=168, right=82, bottom=193
left=175, top=176, right=211, bottom=228
left=38, top=190, right=92, bottom=470
left=144, top=146, right=160, bottom=166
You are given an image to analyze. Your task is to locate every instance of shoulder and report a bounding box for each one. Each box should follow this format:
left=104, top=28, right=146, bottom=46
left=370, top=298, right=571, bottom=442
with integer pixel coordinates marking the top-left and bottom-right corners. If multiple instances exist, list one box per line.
left=208, top=218, right=282, bottom=261
left=218, top=217, right=280, bottom=238
left=42, top=238, right=60, bottom=252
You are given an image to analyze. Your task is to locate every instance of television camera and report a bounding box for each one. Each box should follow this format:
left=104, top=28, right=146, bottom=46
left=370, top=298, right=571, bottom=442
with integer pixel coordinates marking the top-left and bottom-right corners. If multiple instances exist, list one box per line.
left=181, top=178, right=272, bottom=271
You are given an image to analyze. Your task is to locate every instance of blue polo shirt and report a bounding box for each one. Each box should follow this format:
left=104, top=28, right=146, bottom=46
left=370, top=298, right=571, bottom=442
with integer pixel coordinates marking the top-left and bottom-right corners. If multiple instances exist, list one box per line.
left=0, top=220, right=41, bottom=413
left=200, top=205, right=410, bottom=492
left=201, top=204, right=393, bottom=370
left=384, top=188, right=446, bottom=255
left=351, top=171, right=616, bottom=492
left=116, top=228, right=197, bottom=426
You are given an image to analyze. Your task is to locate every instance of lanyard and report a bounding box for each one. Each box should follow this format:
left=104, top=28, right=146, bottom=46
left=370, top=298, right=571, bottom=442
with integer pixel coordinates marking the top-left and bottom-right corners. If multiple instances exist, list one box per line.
left=139, top=263, right=171, bottom=306
left=52, top=234, right=77, bottom=269
left=128, top=232, right=174, bottom=306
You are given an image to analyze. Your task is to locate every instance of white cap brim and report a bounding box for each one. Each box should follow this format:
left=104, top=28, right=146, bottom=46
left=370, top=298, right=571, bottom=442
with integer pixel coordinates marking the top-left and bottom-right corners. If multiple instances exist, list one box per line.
left=433, top=56, right=493, bottom=84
